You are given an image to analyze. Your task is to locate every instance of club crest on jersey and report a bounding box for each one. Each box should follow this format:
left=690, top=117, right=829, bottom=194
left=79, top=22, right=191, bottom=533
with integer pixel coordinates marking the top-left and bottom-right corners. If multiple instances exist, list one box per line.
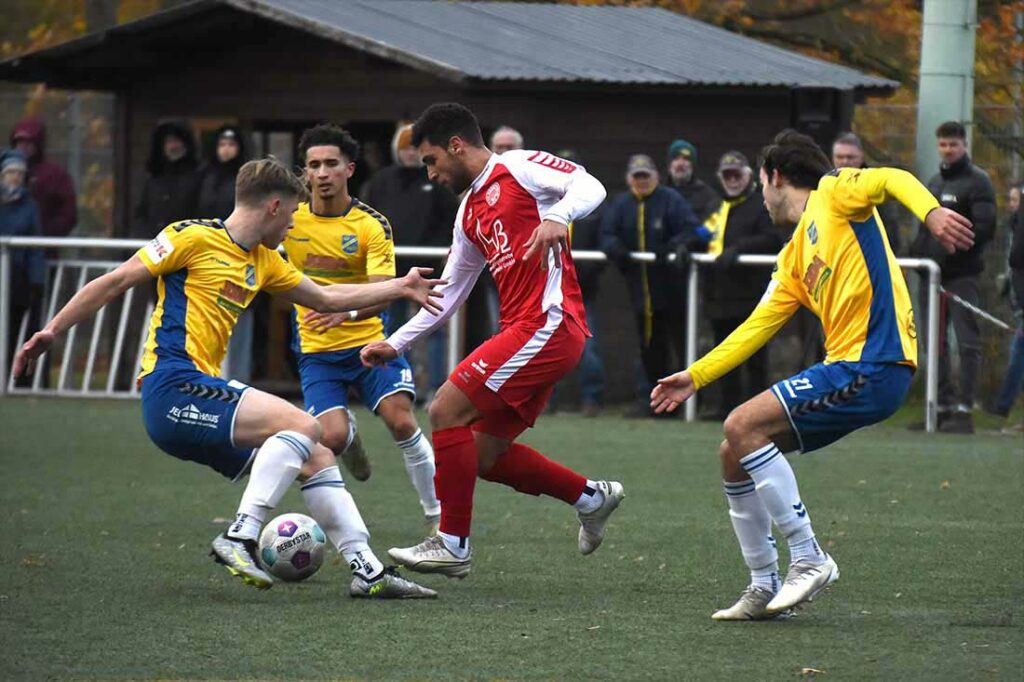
left=342, top=234, right=359, bottom=255
left=486, top=182, right=501, bottom=206
left=808, top=221, right=818, bottom=245
left=244, top=264, right=256, bottom=288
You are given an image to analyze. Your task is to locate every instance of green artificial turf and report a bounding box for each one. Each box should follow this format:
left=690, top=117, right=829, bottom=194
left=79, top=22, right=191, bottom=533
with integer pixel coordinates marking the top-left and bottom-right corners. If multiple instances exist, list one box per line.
left=1, top=398, right=1021, bottom=680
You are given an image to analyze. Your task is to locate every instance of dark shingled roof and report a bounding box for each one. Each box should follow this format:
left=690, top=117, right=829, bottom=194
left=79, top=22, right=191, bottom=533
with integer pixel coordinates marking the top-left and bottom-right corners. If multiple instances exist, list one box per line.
left=0, top=0, right=898, bottom=92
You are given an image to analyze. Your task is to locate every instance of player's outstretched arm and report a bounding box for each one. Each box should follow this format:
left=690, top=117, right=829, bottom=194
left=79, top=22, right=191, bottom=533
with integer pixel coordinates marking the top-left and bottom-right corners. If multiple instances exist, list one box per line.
left=840, top=168, right=974, bottom=253
left=14, top=255, right=153, bottom=377
left=650, top=370, right=696, bottom=414
left=281, top=267, right=446, bottom=315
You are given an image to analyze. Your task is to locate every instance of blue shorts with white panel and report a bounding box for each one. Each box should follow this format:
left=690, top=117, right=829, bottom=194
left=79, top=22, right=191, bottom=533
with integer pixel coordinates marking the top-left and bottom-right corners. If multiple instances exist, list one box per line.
left=298, top=346, right=415, bottom=417
left=771, top=361, right=913, bottom=453
left=140, top=369, right=256, bottom=480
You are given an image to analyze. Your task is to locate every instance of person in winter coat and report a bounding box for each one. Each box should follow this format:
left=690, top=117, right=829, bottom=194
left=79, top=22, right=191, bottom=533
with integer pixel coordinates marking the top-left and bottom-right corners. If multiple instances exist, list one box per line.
left=987, top=187, right=1024, bottom=430
left=601, top=153, right=700, bottom=415
left=909, top=121, right=997, bottom=434
left=0, top=149, right=44, bottom=384
left=665, top=139, right=720, bottom=223
left=197, top=125, right=247, bottom=220
left=688, top=151, right=785, bottom=418
left=10, top=117, right=77, bottom=239
left=133, top=121, right=200, bottom=238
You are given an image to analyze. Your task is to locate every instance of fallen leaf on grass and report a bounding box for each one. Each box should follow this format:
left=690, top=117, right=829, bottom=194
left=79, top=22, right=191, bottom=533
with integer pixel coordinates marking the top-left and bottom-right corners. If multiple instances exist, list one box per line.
left=800, top=668, right=825, bottom=676
left=21, top=555, right=46, bottom=567
left=940, top=480, right=951, bottom=490
left=586, top=626, right=600, bottom=631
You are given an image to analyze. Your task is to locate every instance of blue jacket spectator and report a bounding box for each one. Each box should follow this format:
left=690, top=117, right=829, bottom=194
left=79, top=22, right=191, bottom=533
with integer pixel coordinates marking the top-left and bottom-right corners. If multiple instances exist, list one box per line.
left=2, top=148, right=45, bottom=381
left=1, top=149, right=45, bottom=294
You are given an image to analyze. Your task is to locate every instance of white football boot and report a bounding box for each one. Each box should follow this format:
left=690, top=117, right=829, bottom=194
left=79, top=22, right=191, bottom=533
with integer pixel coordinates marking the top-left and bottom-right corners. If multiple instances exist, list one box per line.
left=712, top=586, right=791, bottom=621
left=765, top=554, right=839, bottom=614
left=577, top=480, right=625, bottom=555
left=388, top=535, right=472, bottom=579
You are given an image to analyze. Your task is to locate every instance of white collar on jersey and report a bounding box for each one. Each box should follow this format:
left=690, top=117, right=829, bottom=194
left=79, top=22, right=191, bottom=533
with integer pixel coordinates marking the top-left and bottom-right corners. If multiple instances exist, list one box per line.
left=469, top=153, right=499, bottom=195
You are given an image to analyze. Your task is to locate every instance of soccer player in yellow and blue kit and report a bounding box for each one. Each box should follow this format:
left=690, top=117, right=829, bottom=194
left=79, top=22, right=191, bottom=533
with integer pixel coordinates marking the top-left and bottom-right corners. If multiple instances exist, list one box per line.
left=285, top=125, right=440, bottom=531
left=651, top=131, right=975, bottom=620
left=13, top=157, right=442, bottom=599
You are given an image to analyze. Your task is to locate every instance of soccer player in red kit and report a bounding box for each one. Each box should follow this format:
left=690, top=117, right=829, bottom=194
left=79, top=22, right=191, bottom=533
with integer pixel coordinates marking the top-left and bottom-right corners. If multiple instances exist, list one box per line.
left=361, top=103, right=624, bottom=578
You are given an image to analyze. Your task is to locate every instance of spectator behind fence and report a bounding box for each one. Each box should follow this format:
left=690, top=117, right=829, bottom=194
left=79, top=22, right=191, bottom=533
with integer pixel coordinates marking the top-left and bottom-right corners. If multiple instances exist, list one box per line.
left=832, top=132, right=903, bottom=254
left=198, top=125, right=247, bottom=220
left=687, top=151, right=783, bottom=419
left=1, top=149, right=44, bottom=385
left=132, top=121, right=200, bottom=239
left=986, top=185, right=1024, bottom=431
left=197, top=124, right=252, bottom=381
left=601, top=153, right=699, bottom=416
left=665, top=139, right=720, bottom=223
left=363, top=123, right=459, bottom=397
left=908, top=121, right=996, bottom=434
left=10, top=118, right=76, bottom=242
left=490, top=125, right=524, bottom=155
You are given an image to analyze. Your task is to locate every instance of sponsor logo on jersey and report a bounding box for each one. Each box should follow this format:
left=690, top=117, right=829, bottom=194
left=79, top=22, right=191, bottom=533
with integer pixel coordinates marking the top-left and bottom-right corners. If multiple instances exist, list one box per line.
left=802, top=255, right=833, bottom=303
left=144, top=232, right=175, bottom=263
left=471, top=358, right=489, bottom=375
left=216, top=281, right=248, bottom=314
left=166, top=403, right=220, bottom=428
left=940, top=193, right=958, bottom=204
left=303, top=254, right=358, bottom=279
left=342, top=234, right=359, bottom=255
left=244, top=264, right=256, bottom=288
left=485, top=182, right=501, bottom=206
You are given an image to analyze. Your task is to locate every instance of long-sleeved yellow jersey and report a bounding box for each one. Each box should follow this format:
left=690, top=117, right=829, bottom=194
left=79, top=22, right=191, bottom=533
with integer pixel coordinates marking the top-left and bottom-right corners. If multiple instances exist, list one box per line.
left=689, top=167, right=939, bottom=390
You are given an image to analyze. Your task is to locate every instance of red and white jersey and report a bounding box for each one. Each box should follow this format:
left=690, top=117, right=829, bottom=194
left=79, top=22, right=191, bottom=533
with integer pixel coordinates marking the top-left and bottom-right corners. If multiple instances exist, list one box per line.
left=388, top=150, right=606, bottom=354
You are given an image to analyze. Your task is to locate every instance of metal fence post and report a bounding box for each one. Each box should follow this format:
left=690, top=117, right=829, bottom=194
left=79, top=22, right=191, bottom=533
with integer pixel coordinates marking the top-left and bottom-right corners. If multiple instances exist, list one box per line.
left=684, top=258, right=700, bottom=422
left=0, top=240, right=10, bottom=396
left=925, top=261, right=941, bottom=433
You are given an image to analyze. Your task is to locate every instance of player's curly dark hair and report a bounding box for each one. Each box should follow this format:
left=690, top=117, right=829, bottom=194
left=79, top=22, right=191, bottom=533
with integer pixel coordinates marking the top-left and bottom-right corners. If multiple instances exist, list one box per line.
left=297, top=124, right=361, bottom=164
left=758, top=129, right=831, bottom=190
left=412, top=102, right=484, bottom=148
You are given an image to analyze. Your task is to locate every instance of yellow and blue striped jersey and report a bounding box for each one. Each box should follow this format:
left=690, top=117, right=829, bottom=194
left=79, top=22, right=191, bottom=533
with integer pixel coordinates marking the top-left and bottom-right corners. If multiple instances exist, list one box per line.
left=282, top=200, right=396, bottom=353
left=690, top=167, right=940, bottom=389
left=136, top=219, right=303, bottom=380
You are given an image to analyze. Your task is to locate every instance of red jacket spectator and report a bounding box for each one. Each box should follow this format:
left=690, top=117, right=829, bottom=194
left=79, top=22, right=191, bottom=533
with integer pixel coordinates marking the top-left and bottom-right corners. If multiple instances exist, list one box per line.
left=10, top=118, right=77, bottom=238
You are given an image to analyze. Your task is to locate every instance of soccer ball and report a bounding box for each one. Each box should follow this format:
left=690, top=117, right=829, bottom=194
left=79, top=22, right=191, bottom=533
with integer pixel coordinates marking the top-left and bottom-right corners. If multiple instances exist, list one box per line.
left=257, top=513, right=327, bottom=582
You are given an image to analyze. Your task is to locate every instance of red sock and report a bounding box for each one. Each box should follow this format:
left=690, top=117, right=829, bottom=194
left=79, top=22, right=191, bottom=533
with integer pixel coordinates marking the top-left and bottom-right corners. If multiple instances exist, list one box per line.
left=481, top=442, right=587, bottom=504
left=433, top=426, right=478, bottom=537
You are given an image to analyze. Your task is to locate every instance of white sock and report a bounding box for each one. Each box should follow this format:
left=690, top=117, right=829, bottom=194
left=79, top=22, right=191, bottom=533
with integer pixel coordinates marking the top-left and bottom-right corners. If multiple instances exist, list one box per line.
left=739, top=443, right=825, bottom=564
left=438, top=531, right=470, bottom=559
left=299, top=465, right=382, bottom=580
left=573, top=480, right=604, bottom=513
left=229, top=430, right=313, bottom=540
left=723, top=480, right=780, bottom=592
left=396, top=429, right=441, bottom=517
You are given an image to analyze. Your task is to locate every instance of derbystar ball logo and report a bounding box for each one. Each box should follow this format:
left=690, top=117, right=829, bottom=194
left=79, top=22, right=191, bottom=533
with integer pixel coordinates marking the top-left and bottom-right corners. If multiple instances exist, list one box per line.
left=166, top=403, right=220, bottom=428
left=485, top=182, right=501, bottom=206
left=277, top=520, right=299, bottom=537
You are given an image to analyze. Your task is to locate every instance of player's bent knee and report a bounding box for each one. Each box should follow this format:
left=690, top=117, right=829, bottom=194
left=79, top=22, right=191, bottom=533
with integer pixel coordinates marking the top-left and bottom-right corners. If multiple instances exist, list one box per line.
left=320, top=427, right=350, bottom=455
left=288, top=412, right=322, bottom=444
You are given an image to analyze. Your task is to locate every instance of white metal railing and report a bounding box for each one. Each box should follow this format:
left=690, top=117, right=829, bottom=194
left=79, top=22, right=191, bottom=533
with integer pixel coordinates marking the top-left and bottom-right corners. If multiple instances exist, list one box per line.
left=0, top=237, right=942, bottom=432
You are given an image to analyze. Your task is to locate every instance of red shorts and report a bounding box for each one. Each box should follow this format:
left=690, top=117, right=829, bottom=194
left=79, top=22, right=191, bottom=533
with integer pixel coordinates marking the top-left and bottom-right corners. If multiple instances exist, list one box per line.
left=450, top=309, right=586, bottom=440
